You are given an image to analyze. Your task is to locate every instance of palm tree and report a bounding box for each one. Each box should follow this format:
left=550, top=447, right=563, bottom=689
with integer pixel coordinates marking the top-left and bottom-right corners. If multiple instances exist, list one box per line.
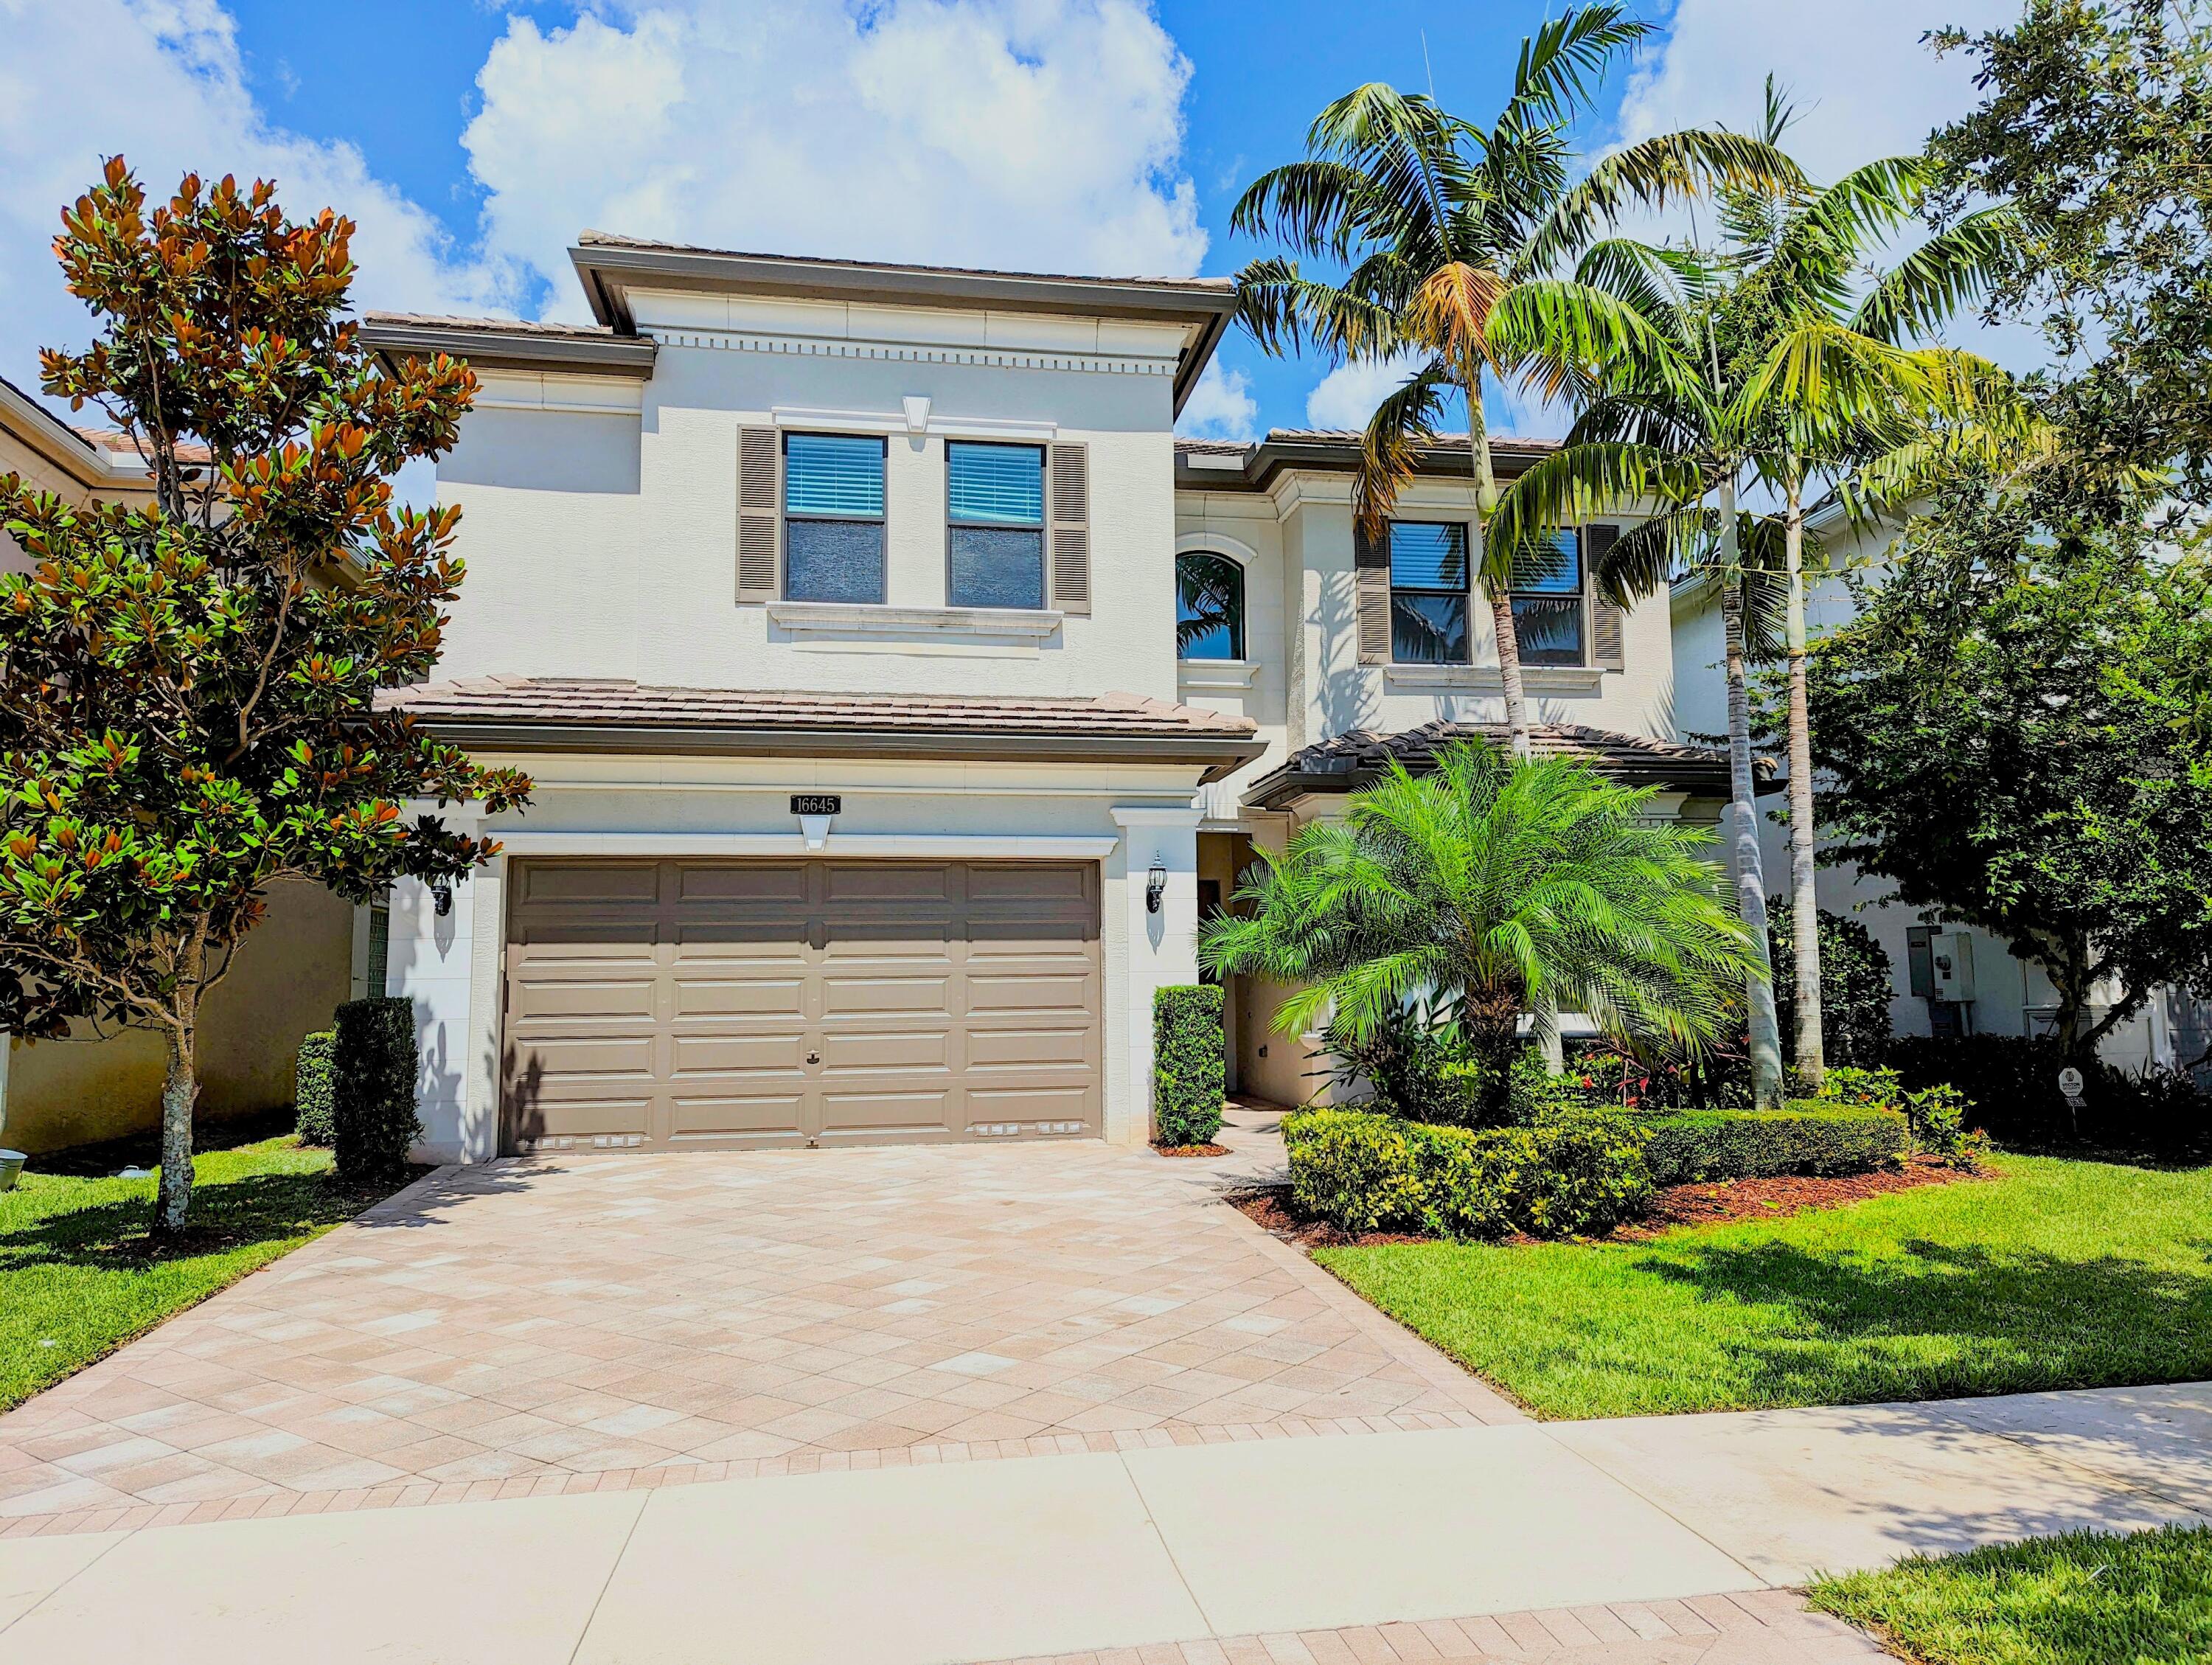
left=1229, top=5, right=1795, bottom=759
left=1197, top=742, right=1760, bottom=1125
left=1487, top=94, right=2015, bottom=1099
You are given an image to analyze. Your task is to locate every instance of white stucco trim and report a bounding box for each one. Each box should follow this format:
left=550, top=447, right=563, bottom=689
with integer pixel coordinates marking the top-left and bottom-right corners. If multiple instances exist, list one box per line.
left=1382, top=664, right=1606, bottom=692
left=1176, top=659, right=1258, bottom=690
left=768, top=600, right=1064, bottom=642
left=487, top=831, right=1121, bottom=859
left=769, top=404, right=1059, bottom=442
left=1174, top=529, right=1263, bottom=567
left=651, top=327, right=1178, bottom=385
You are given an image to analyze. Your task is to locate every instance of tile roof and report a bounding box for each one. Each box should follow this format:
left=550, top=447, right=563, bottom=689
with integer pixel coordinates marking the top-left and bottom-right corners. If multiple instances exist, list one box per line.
left=1245, top=720, right=1768, bottom=809
left=72, top=428, right=213, bottom=466
left=380, top=678, right=1261, bottom=780
left=574, top=230, right=1236, bottom=294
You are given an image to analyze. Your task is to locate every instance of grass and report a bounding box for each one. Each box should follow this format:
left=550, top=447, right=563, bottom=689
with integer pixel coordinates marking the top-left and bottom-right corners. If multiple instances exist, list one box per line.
left=1812, top=1524, right=2212, bottom=1664
left=0, top=1136, right=408, bottom=1412
left=1314, top=1155, right=2212, bottom=1419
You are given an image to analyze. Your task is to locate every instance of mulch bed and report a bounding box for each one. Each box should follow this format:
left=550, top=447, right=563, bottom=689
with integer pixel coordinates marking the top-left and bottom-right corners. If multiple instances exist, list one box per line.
left=1153, top=1142, right=1232, bottom=1158
left=1231, top=1155, right=1983, bottom=1248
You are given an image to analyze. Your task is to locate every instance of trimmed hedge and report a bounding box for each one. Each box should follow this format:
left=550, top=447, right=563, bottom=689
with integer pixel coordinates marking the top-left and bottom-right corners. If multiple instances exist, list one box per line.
left=294, top=1029, right=337, bottom=1146
left=1284, top=1108, right=1652, bottom=1240
left=1153, top=984, right=1226, bottom=1147
left=1640, top=1102, right=1907, bottom=1186
left=333, top=996, right=421, bottom=1183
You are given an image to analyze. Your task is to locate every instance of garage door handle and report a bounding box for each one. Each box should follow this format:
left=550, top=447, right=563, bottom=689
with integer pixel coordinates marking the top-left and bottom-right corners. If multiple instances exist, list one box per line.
left=806, top=1050, right=821, bottom=1064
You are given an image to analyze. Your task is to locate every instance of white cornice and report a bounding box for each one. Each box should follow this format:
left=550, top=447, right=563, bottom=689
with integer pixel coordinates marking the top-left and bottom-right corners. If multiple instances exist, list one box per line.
left=648, top=327, right=1176, bottom=382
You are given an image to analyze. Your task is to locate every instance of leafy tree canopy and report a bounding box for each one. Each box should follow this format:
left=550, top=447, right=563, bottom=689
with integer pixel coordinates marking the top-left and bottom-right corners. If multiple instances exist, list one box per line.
left=0, top=160, right=529, bottom=1229
left=1929, top=0, right=2212, bottom=496
left=1802, top=468, right=2212, bottom=1054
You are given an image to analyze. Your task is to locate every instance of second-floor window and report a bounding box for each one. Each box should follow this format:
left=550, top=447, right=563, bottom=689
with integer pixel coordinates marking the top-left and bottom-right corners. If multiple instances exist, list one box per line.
left=784, top=432, right=886, bottom=604
left=1512, top=529, right=1586, bottom=666
left=947, top=441, right=1046, bottom=609
left=1388, top=520, right=1471, bottom=664
left=1176, top=551, right=1245, bottom=660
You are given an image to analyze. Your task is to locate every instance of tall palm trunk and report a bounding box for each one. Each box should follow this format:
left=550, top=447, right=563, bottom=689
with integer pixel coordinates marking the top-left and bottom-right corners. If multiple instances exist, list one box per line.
left=1464, top=387, right=1533, bottom=762
left=1781, top=473, right=1823, bottom=1086
left=1468, top=384, right=1555, bottom=1069
left=1717, top=477, right=1782, bottom=1108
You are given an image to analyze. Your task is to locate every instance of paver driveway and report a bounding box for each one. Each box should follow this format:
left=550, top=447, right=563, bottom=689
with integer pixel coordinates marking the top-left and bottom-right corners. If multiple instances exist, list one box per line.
left=0, top=1136, right=1515, bottom=1533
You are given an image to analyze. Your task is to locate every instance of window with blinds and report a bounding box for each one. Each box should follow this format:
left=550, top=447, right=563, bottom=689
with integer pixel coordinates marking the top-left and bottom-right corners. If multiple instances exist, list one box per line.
left=783, top=432, right=886, bottom=604
left=947, top=442, right=1045, bottom=610
left=1388, top=521, right=1472, bottom=664
left=1512, top=529, right=1587, bottom=666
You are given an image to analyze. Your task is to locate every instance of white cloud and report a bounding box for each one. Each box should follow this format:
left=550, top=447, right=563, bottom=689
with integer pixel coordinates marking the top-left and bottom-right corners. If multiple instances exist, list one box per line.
left=1616, top=0, right=2016, bottom=188
left=0, top=0, right=503, bottom=397
left=462, top=0, right=1208, bottom=316
left=1304, top=352, right=1424, bottom=432
left=1175, top=359, right=1256, bottom=441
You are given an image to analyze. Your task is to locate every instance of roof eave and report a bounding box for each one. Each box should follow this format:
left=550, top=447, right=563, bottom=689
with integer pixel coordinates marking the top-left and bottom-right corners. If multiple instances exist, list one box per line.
left=358, top=320, right=658, bottom=380
left=405, top=718, right=1264, bottom=785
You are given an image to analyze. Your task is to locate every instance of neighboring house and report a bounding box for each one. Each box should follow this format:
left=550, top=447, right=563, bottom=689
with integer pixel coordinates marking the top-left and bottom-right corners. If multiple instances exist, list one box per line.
left=1669, top=506, right=2211, bottom=1075
left=0, top=376, right=353, bottom=1155
left=352, top=234, right=1739, bottom=1162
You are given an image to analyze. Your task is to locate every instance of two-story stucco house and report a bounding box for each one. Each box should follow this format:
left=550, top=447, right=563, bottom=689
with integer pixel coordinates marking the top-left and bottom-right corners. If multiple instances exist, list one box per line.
left=347, top=234, right=1740, bottom=1166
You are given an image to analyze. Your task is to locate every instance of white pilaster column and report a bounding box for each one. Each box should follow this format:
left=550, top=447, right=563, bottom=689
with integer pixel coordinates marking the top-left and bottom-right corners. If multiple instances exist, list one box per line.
left=384, top=806, right=491, bottom=1165
left=1107, top=805, right=1203, bottom=1144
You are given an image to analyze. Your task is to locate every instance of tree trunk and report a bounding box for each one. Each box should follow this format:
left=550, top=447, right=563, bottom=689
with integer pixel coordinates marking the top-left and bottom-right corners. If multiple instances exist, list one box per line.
left=1783, top=476, right=1824, bottom=1088
left=1464, top=380, right=1532, bottom=761
left=153, top=1003, right=198, bottom=1238
left=1718, top=480, right=1783, bottom=1110
left=1490, top=591, right=1534, bottom=760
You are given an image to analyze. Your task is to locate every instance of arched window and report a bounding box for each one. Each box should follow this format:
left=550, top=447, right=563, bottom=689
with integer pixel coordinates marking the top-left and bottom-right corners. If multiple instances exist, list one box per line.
left=1175, top=551, right=1245, bottom=661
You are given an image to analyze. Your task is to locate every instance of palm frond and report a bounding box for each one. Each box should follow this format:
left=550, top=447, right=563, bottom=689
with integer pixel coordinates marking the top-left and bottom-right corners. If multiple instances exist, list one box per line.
left=1849, top=206, right=2025, bottom=344
left=1352, top=358, right=1457, bottom=533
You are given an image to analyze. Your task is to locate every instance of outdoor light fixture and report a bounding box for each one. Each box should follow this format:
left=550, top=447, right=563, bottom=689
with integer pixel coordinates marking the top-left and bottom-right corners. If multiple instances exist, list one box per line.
left=1146, top=858, right=1168, bottom=914
left=432, top=880, right=453, bottom=918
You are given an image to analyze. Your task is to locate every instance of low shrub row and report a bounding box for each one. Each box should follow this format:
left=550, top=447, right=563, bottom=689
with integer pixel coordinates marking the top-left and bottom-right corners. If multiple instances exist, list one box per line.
left=1891, top=1033, right=2212, bottom=1159
left=1641, top=1102, right=1908, bottom=1186
left=1283, top=1108, right=1652, bottom=1241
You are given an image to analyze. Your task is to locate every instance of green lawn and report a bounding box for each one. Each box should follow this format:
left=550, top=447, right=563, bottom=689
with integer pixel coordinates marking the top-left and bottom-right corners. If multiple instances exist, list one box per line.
left=1314, top=1155, right=2212, bottom=1418
left=1812, top=1525, right=2212, bottom=1664
left=0, top=1137, right=403, bottom=1412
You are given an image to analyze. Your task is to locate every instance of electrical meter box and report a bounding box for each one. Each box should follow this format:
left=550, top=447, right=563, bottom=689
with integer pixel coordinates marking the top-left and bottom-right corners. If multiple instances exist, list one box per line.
left=1930, top=931, right=1976, bottom=1002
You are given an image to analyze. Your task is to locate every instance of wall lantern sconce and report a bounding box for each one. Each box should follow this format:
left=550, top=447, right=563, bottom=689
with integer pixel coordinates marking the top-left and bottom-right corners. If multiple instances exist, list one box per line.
left=1146, top=858, right=1168, bottom=915
left=431, top=879, right=454, bottom=919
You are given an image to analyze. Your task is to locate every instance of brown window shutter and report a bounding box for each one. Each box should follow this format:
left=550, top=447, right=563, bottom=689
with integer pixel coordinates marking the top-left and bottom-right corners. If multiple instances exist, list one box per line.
left=737, top=426, right=779, bottom=604
left=1354, top=520, right=1391, bottom=665
left=1048, top=442, right=1091, bottom=615
left=1587, top=522, right=1625, bottom=670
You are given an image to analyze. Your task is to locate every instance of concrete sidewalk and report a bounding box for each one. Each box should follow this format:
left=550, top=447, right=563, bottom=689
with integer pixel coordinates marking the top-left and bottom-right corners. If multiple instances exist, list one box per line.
left=4, top=1380, right=2206, bottom=1664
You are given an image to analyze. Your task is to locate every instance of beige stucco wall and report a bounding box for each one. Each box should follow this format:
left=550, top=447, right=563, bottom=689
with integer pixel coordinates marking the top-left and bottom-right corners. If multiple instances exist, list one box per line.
left=432, top=290, right=1187, bottom=708
left=1, top=878, right=353, bottom=1155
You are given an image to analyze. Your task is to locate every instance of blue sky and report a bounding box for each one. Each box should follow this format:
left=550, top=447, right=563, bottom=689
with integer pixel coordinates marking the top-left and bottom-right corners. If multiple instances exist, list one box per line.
left=4, top=0, right=2022, bottom=439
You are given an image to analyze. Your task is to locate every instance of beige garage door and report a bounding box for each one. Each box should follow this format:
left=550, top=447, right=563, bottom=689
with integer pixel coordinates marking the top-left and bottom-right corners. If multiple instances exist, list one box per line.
left=501, top=859, right=1102, bottom=1153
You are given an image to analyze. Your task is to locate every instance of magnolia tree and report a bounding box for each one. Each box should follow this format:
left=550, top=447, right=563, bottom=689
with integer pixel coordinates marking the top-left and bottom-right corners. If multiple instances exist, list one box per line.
left=0, top=161, right=529, bottom=1234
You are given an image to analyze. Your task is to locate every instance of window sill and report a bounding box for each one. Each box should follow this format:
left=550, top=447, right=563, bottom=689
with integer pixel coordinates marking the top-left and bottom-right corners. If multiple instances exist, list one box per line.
left=1176, top=658, right=1258, bottom=690
left=768, top=601, right=1064, bottom=641
left=1382, top=664, right=1605, bottom=692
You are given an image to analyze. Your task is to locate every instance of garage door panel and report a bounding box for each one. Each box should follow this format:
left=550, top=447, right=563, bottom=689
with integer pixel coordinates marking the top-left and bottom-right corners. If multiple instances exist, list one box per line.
left=667, top=1094, right=806, bottom=1144
left=964, top=1026, right=1092, bottom=1068
left=505, top=858, right=1101, bottom=1153
left=819, top=1089, right=957, bottom=1139
left=673, top=863, right=810, bottom=906
left=671, top=976, right=807, bottom=1020
left=515, top=861, right=662, bottom=908
left=967, top=973, right=1093, bottom=1017
left=669, top=1032, right=807, bottom=1074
